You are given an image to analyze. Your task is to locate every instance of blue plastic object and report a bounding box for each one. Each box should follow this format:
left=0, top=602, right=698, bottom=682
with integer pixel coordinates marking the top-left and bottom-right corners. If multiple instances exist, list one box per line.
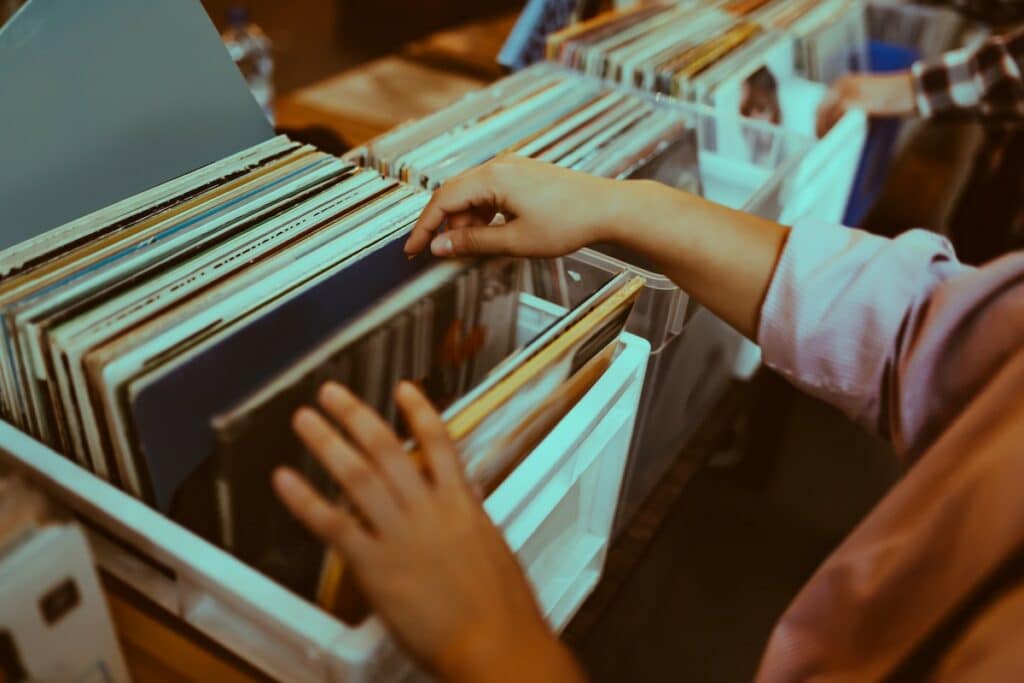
left=843, top=41, right=920, bottom=226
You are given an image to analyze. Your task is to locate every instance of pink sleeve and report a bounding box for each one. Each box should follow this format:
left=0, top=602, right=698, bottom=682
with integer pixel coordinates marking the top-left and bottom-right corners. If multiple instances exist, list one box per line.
left=757, top=218, right=968, bottom=454
left=755, top=223, right=1024, bottom=680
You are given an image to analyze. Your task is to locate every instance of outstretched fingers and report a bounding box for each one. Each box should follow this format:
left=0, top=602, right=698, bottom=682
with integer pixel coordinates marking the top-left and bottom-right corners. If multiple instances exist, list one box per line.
left=292, top=407, right=403, bottom=532
left=317, top=382, right=424, bottom=506
left=395, top=382, right=466, bottom=492
left=273, top=467, right=368, bottom=552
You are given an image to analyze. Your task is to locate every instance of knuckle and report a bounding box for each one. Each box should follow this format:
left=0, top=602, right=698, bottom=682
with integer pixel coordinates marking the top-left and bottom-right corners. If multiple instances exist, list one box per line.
left=365, top=430, right=396, bottom=456
left=460, top=229, right=480, bottom=253
left=338, top=402, right=365, bottom=427
left=490, top=158, right=514, bottom=183
left=309, top=425, right=338, bottom=454
left=338, top=459, right=373, bottom=489
left=426, top=435, right=456, bottom=461
left=409, top=407, right=440, bottom=434
left=324, top=512, right=354, bottom=544
left=295, top=495, right=317, bottom=521
left=481, top=160, right=506, bottom=186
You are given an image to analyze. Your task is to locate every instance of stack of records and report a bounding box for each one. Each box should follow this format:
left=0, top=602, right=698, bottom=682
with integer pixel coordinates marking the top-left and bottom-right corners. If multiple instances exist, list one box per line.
left=546, top=2, right=777, bottom=97
left=354, top=64, right=702, bottom=191
left=749, top=0, right=868, bottom=84
left=547, top=0, right=867, bottom=94
left=0, top=136, right=435, bottom=513
left=0, top=130, right=645, bottom=620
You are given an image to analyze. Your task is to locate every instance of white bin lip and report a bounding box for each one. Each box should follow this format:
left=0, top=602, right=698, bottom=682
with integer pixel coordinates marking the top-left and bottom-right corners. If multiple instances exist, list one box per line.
left=485, top=329, right=650, bottom=528
left=0, top=421, right=370, bottom=653
left=571, top=246, right=680, bottom=291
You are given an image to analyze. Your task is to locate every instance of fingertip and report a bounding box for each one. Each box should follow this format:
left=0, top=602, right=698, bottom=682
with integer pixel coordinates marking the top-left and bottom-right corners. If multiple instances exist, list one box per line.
left=272, top=467, right=301, bottom=497
left=395, top=380, right=416, bottom=399
left=431, top=234, right=454, bottom=257
left=293, top=406, right=317, bottom=432
left=319, top=381, right=348, bottom=404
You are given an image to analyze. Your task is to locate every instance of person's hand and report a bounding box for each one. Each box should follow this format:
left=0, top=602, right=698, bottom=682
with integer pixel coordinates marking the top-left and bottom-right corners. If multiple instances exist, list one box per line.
left=816, top=72, right=917, bottom=137
left=273, top=381, right=585, bottom=683
left=404, top=154, right=632, bottom=259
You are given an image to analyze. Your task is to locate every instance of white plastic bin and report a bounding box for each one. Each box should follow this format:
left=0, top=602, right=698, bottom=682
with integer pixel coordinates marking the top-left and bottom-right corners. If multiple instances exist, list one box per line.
left=556, top=251, right=743, bottom=533
left=0, top=294, right=650, bottom=683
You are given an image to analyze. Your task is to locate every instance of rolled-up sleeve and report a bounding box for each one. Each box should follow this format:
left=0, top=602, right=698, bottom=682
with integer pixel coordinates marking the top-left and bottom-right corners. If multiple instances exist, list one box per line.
left=757, top=218, right=969, bottom=449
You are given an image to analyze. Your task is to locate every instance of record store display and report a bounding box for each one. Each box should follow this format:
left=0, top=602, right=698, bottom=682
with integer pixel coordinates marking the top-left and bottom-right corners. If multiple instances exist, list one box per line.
left=0, top=136, right=431, bottom=509
left=354, top=63, right=703, bottom=191
left=0, top=122, right=645, bottom=618
left=541, top=1, right=866, bottom=175
left=0, top=0, right=663, bottom=677
left=547, top=0, right=867, bottom=97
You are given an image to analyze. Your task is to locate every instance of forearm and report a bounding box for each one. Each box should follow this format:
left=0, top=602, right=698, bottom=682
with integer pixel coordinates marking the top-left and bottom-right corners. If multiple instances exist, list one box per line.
left=605, top=180, right=788, bottom=340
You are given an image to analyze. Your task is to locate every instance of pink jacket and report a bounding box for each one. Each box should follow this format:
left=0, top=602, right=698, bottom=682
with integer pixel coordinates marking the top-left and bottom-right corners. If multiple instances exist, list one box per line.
left=756, top=219, right=1024, bottom=681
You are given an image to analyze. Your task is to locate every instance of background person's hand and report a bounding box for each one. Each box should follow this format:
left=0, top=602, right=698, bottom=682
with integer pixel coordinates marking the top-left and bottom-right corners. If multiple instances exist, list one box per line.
left=816, top=72, right=917, bottom=137
left=273, top=381, right=585, bottom=683
left=404, top=154, right=637, bottom=259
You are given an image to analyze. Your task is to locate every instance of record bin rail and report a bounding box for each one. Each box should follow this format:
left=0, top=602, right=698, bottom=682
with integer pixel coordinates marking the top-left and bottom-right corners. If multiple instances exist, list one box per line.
left=0, top=294, right=650, bottom=683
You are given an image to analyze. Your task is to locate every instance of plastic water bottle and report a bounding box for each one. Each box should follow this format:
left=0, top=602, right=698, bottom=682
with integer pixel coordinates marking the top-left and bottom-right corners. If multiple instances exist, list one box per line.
left=222, top=6, right=275, bottom=124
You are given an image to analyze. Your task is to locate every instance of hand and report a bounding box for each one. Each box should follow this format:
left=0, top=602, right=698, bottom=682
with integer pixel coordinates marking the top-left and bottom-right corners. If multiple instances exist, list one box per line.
left=273, top=381, right=585, bottom=683
left=816, top=72, right=917, bottom=137
left=404, top=154, right=631, bottom=259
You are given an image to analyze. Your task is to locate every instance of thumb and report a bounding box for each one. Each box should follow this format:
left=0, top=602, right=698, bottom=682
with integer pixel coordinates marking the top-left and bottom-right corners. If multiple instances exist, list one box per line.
left=430, top=222, right=523, bottom=257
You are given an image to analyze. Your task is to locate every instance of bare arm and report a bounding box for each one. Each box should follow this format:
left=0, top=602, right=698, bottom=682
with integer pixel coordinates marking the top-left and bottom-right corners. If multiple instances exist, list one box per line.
left=405, top=155, right=787, bottom=340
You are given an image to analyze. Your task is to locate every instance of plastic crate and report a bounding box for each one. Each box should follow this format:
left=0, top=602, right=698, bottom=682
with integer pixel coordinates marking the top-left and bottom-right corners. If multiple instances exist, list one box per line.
left=557, top=251, right=743, bottom=533
left=0, top=294, right=650, bottom=683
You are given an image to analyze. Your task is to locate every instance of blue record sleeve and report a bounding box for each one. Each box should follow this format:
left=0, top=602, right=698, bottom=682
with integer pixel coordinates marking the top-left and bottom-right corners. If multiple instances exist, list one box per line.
left=130, top=233, right=435, bottom=511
